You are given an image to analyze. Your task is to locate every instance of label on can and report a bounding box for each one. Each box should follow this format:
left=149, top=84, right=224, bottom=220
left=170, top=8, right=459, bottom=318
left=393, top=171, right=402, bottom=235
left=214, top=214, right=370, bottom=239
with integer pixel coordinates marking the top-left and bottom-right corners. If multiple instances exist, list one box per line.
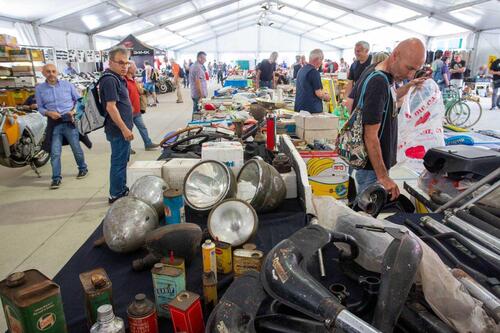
left=215, top=242, right=232, bottom=274
left=129, top=313, right=158, bottom=333
left=233, top=249, right=264, bottom=277
left=152, top=267, right=185, bottom=318
left=88, top=291, right=112, bottom=324
left=202, top=241, right=217, bottom=279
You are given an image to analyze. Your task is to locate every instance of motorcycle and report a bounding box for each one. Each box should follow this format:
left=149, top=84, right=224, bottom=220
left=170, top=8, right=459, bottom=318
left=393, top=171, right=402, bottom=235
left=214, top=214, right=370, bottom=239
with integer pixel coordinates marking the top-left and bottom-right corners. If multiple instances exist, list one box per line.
left=0, top=106, right=49, bottom=176
left=155, top=74, right=175, bottom=94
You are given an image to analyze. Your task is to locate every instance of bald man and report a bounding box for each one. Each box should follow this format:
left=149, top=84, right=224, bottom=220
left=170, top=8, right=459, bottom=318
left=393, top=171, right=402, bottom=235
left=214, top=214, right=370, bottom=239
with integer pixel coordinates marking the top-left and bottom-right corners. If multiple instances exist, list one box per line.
left=350, top=38, right=426, bottom=200
left=35, top=64, right=88, bottom=189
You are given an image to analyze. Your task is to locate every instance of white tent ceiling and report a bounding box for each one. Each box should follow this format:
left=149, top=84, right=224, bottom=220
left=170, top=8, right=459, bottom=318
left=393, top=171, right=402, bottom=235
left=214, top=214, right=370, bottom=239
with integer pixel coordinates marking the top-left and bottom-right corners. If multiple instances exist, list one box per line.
left=0, top=0, right=499, bottom=51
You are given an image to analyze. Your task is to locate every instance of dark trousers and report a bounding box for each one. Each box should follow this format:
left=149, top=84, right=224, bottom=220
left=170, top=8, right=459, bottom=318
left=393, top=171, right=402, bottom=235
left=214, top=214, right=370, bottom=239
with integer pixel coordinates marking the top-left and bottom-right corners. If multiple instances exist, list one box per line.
left=106, top=132, right=130, bottom=198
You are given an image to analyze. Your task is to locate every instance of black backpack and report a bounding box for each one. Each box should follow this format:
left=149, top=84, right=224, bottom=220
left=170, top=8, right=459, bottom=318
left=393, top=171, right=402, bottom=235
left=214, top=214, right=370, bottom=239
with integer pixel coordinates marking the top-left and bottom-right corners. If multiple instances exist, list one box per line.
left=179, top=68, right=185, bottom=79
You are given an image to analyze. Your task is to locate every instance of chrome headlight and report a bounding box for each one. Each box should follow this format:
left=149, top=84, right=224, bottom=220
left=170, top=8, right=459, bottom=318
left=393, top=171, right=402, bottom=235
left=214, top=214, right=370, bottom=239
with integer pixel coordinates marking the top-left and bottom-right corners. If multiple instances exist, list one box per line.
left=184, top=160, right=236, bottom=211
left=130, top=175, right=169, bottom=217
left=208, top=199, right=258, bottom=246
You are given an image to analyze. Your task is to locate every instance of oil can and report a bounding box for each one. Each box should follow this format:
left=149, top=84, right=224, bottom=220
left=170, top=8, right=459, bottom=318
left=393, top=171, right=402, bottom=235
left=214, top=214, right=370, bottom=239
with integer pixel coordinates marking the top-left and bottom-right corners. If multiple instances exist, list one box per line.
left=169, top=291, right=204, bottom=333
left=127, top=293, right=158, bottom=333
left=163, top=189, right=185, bottom=225
left=233, top=249, right=264, bottom=277
left=202, top=272, right=217, bottom=313
left=201, top=239, right=217, bottom=280
left=151, top=263, right=185, bottom=318
left=215, top=241, right=232, bottom=274
left=0, top=270, right=67, bottom=333
left=79, top=268, right=113, bottom=326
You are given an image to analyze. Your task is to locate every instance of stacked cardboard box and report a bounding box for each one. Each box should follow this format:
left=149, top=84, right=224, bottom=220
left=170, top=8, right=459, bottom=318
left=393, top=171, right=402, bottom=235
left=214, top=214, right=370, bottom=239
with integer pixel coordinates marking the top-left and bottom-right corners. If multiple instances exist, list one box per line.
left=295, top=113, right=339, bottom=144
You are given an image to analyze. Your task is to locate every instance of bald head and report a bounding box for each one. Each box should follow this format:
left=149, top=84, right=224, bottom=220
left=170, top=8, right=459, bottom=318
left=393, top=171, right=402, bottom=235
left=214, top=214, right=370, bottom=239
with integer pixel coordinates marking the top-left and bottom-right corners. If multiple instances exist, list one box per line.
left=387, top=38, right=426, bottom=81
left=42, top=64, right=58, bottom=84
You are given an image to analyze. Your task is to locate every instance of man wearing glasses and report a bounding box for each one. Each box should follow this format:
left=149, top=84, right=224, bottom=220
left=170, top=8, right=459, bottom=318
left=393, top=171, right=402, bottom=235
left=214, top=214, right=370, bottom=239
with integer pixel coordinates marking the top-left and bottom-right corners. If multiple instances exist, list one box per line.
left=99, top=47, right=134, bottom=204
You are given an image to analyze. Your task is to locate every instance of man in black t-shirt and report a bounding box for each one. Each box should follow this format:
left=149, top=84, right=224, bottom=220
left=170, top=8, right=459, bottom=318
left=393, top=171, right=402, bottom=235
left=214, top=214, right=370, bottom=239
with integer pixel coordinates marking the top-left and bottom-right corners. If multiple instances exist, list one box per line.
left=350, top=38, right=426, bottom=200
left=256, top=51, right=278, bottom=89
left=489, top=58, right=500, bottom=110
left=292, top=55, right=302, bottom=80
left=346, top=41, right=372, bottom=98
left=450, top=54, right=466, bottom=89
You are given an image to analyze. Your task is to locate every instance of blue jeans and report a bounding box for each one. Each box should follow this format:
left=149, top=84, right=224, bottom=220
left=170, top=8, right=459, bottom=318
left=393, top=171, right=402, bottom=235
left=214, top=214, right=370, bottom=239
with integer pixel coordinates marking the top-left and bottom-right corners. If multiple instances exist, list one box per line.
left=50, top=122, right=87, bottom=181
left=353, top=169, right=377, bottom=195
left=133, top=115, right=153, bottom=147
left=259, top=80, right=272, bottom=88
left=106, top=133, right=130, bottom=198
left=492, top=87, right=499, bottom=108
left=192, top=97, right=200, bottom=114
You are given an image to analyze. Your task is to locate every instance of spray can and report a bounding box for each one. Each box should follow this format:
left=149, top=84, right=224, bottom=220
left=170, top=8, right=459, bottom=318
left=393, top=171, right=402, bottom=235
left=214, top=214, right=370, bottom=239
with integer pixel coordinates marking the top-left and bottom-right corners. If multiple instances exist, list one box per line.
left=266, top=112, right=277, bottom=151
left=80, top=268, right=113, bottom=327
left=127, top=294, right=158, bottom=333
left=151, top=263, right=185, bottom=318
left=163, top=189, right=185, bottom=225
left=169, top=291, right=205, bottom=333
left=202, top=272, right=217, bottom=313
left=215, top=241, right=232, bottom=274
left=0, top=270, right=67, bottom=333
left=202, top=239, right=217, bottom=281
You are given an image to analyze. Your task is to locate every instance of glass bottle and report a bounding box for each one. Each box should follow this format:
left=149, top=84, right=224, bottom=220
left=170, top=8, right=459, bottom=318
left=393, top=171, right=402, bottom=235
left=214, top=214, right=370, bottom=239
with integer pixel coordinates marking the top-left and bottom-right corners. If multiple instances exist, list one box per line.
left=90, top=304, right=125, bottom=333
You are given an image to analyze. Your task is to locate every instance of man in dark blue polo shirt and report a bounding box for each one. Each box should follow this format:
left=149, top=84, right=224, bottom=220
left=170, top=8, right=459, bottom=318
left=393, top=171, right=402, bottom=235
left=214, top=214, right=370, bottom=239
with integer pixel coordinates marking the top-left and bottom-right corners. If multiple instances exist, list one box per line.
left=99, top=47, right=134, bottom=203
left=294, top=49, right=330, bottom=113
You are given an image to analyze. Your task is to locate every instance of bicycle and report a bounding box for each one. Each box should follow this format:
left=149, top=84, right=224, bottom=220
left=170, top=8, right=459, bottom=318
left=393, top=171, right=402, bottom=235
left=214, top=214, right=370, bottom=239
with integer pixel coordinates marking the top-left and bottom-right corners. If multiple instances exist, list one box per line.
left=443, top=86, right=482, bottom=128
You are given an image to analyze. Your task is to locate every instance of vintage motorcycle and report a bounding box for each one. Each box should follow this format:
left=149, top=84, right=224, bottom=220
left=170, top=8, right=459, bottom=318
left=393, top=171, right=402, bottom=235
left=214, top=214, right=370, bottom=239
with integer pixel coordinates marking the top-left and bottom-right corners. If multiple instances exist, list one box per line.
left=0, top=106, right=49, bottom=175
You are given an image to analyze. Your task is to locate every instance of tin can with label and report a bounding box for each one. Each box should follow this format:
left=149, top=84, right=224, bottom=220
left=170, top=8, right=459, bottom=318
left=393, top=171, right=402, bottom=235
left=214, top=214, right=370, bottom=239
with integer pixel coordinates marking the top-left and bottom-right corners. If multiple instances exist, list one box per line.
left=80, top=268, right=113, bottom=327
left=0, top=270, right=67, bottom=333
left=160, top=253, right=186, bottom=274
left=127, top=293, right=158, bottom=333
left=201, top=240, right=217, bottom=280
left=233, top=249, right=264, bottom=277
left=202, top=272, right=217, bottom=313
left=215, top=241, right=232, bottom=274
left=151, top=263, right=185, bottom=318
left=163, top=189, right=185, bottom=225
left=169, top=291, right=204, bottom=333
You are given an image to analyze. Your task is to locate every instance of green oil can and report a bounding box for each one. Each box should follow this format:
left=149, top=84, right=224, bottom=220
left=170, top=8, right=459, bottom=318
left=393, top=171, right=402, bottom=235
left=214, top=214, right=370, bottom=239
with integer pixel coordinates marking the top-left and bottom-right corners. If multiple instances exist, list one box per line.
left=0, top=270, right=67, bottom=333
left=79, top=267, right=113, bottom=327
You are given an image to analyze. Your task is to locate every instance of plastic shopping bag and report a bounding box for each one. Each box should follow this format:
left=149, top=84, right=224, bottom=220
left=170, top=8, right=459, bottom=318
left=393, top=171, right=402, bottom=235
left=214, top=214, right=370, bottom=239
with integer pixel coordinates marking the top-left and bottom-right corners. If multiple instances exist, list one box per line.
left=397, top=79, right=445, bottom=172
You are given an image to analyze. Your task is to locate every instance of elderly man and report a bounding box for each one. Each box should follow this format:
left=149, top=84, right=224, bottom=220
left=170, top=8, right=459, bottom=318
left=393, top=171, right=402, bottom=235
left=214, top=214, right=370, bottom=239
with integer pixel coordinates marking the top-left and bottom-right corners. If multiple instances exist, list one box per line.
left=294, top=49, right=330, bottom=113
left=189, top=51, right=208, bottom=115
left=99, top=47, right=134, bottom=204
left=450, top=54, right=466, bottom=89
left=170, top=58, right=183, bottom=103
left=345, top=41, right=372, bottom=98
left=350, top=38, right=426, bottom=200
left=256, top=51, right=278, bottom=89
left=35, top=64, right=88, bottom=189
left=125, top=61, right=159, bottom=152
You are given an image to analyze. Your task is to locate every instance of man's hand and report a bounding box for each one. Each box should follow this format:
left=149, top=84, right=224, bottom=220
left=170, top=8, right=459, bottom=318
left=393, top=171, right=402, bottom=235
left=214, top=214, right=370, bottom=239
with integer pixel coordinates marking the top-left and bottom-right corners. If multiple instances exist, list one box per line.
left=411, top=77, right=427, bottom=89
left=379, top=175, right=400, bottom=201
left=121, top=128, right=134, bottom=141
left=323, top=93, right=331, bottom=101
left=46, top=111, right=61, bottom=120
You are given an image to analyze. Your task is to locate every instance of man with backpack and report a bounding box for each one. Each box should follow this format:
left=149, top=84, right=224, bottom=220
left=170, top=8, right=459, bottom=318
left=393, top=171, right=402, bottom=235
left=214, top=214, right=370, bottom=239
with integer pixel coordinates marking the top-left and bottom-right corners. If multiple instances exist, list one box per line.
left=170, top=57, right=183, bottom=103
left=99, top=47, right=134, bottom=204
left=431, top=50, right=450, bottom=91
left=143, top=61, right=158, bottom=107
left=347, top=38, right=426, bottom=200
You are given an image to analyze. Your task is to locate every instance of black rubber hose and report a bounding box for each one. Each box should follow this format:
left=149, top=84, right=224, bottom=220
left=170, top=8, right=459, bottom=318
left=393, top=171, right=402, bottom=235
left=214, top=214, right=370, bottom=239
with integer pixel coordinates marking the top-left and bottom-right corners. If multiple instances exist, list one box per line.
left=399, top=304, right=455, bottom=333
left=469, top=205, right=500, bottom=229
left=477, top=203, right=500, bottom=218
left=330, top=232, right=359, bottom=261
left=455, top=210, right=500, bottom=238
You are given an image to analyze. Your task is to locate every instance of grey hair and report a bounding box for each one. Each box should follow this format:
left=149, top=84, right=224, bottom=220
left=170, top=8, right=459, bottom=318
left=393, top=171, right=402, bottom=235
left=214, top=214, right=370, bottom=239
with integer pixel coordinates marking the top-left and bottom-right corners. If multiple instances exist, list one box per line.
left=108, top=46, right=129, bottom=61
left=309, top=49, right=324, bottom=62
left=355, top=41, right=370, bottom=51
left=371, top=51, right=389, bottom=64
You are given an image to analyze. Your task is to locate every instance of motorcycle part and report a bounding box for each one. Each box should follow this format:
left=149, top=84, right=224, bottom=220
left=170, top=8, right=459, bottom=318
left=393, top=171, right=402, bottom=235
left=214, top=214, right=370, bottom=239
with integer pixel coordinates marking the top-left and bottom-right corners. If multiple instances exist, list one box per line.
left=260, top=224, right=379, bottom=333
left=207, top=199, right=258, bottom=247
left=353, top=183, right=387, bottom=217
left=455, top=209, right=500, bottom=238
left=404, top=182, right=440, bottom=212
left=255, top=314, right=327, bottom=333
left=184, top=160, right=236, bottom=211
left=132, top=223, right=202, bottom=271
left=399, top=303, right=455, bottom=333
left=160, top=126, right=203, bottom=147
left=329, top=284, right=349, bottom=304
left=452, top=269, right=500, bottom=323
left=458, top=179, right=500, bottom=210
left=469, top=205, right=500, bottom=229
left=435, top=167, right=500, bottom=212
left=272, top=153, right=292, bottom=173
left=237, top=157, right=286, bottom=212
left=103, top=197, right=159, bottom=253
left=129, top=175, right=168, bottom=218
left=346, top=276, right=380, bottom=315
left=372, top=232, right=423, bottom=333
left=205, top=271, right=266, bottom=333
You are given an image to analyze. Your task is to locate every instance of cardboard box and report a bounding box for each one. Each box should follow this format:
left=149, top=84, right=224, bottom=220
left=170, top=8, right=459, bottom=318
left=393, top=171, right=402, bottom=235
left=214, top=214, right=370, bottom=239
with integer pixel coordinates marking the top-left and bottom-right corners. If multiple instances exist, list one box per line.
left=296, top=127, right=338, bottom=144
left=201, top=141, right=244, bottom=174
left=162, top=158, right=200, bottom=190
left=127, top=160, right=165, bottom=187
left=0, top=34, right=18, bottom=47
left=294, top=113, right=339, bottom=130
left=14, top=77, right=35, bottom=87
left=299, top=150, right=349, bottom=199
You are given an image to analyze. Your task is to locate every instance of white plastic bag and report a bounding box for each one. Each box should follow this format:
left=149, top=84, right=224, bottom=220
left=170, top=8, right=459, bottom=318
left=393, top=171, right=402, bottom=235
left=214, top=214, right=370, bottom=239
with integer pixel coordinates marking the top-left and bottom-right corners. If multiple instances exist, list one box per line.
left=397, top=79, right=445, bottom=172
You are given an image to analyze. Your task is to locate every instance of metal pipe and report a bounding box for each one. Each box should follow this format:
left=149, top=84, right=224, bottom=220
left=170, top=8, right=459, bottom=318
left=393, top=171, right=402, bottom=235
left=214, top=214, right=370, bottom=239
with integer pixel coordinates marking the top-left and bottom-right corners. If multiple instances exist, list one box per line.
left=445, top=214, right=500, bottom=255
left=318, top=249, right=326, bottom=278
left=436, top=168, right=500, bottom=212
left=452, top=269, right=500, bottom=323
left=455, top=210, right=500, bottom=238
left=458, top=179, right=500, bottom=210
left=469, top=205, right=500, bottom=229
left=335, top=310, right=381, bottom=333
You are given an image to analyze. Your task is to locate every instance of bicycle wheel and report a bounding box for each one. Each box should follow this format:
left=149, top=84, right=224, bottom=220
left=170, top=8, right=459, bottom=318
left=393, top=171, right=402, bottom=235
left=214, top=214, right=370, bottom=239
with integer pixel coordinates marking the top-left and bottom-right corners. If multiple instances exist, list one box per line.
left=446, top=100, right=470, bottom=127
left=461, top=98, right=483, bottom=128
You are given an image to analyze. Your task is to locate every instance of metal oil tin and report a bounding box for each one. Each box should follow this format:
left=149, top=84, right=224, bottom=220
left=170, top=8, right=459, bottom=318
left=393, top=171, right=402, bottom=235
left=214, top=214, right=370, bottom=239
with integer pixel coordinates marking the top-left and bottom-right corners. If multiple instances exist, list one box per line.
left=233, top=249, right=264, bottom=277
left=127, top=293, right=158, bottom=333
left=202, top=272, right=217, bottom=313
left=215, top=241, right=232, bottom=274
left=201, top=240, right=217, bottom=280
left=0, top=270, right=67, bottom=333
left=169, top=291, right=205, bottom=333
left=151, top=263, right=185, bottom=318
left=79, top=268, right=113, bottom=327
left=160, top=254, right=186, bottom=274
left=163, top=189, right=185, bottom=225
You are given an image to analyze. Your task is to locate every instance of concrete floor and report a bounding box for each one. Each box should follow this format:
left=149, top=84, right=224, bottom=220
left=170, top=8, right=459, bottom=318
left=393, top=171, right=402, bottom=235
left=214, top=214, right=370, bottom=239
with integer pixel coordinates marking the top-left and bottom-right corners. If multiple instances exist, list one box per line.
left=0, top=84, right=499, bottom=330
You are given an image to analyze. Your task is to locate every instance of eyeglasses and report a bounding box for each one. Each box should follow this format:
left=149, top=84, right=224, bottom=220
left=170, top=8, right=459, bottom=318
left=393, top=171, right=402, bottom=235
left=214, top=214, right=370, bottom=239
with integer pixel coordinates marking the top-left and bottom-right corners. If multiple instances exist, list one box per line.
left=110, top=59, right=131, bottom=67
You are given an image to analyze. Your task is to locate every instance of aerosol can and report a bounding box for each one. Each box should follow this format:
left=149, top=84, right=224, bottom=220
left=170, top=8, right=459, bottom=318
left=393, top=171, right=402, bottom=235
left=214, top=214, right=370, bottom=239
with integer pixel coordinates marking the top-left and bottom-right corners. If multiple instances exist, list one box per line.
left=90, top=304, right=125, bottom=333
